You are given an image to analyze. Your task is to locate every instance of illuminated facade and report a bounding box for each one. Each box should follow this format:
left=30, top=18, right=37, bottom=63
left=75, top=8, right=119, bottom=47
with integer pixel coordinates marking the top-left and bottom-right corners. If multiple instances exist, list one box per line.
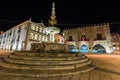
left=63, top=23, right=113, bottom=53
left=54, top=33, right=64, bottom=44
left=111, top=33, right=120, bottom=52
left=0, top=20, right=48, bottom=51
left=0, top=19, right=64, bottom=51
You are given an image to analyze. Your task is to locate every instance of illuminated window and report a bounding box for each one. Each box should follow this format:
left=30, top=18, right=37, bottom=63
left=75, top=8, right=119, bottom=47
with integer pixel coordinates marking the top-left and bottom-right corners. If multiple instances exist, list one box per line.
left=44, top=36, right=47, bottom=42
left=31, top=24, right=35, bottom=30
left=39, top=35, right=41, bottom=40
left=44, top=36, right=46, bottom=41
left=39, top=27, right=42, bottom=32
left=30, top=33, right=34, bottom=39
left=46, top=36, right=47, bottom=41
left=36, top=26, right=39, bottom=31
left=13, top=35, right=16, bottom=43
left=81, top=35, right=86, bottom=41
left=35, top=34, right=38, bottom=40
left=42, top=36, right=45, bottom=41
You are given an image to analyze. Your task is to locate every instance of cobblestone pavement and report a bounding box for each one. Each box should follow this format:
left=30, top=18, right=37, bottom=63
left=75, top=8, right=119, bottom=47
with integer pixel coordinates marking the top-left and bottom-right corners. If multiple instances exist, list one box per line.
left=0, top=50, right=120, bottom=80
left=85, top=54, right=120, bottom=80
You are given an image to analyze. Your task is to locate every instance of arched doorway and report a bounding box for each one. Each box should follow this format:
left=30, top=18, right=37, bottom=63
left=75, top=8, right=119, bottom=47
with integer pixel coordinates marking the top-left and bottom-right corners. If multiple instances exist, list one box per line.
left=68, top=45, right=78, bottom=53
left=80, top=45, right=88, bottom=53
left=92, top=44, right=106, bottom=53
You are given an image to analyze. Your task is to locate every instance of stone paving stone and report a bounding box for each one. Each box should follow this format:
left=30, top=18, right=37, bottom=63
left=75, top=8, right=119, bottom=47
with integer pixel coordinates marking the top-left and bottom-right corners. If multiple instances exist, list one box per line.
left=70, top=74, right=82, bottom=80
left=99, top=63, right=117, bottom=74
left=99, top=70, right=113, bottom=80
left=79, top=72, right=90, bottom=80
left=109, top=74, right=120, bottom=80
left=109, top=61, right=120, bottom=73
left=90, top=58, right=106, bottom=69
left=102, top=60, right=120, bottom=73
left=85, top=54, right=120, bottom=80
left=89, top=70, right=101, bottom=80
left=66, top=75, right=74, bottom=80
left=88, top=55, right=120, bottom=75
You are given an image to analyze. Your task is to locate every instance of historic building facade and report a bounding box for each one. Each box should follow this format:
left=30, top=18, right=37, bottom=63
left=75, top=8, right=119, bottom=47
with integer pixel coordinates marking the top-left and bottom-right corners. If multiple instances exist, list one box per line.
left=0, top=20, right=48, bottom=51
left=0, top=19, right=64, bottom=51
left=63, top=23, right=113, bottom=53
left=111, top=33, right=120, bottom=53
left=0, top=2, right=118, bottom=54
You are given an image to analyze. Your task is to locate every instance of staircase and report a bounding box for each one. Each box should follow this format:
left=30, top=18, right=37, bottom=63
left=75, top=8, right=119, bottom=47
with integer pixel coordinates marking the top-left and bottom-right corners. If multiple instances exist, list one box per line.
left=0, top=51, right=95, bottom=78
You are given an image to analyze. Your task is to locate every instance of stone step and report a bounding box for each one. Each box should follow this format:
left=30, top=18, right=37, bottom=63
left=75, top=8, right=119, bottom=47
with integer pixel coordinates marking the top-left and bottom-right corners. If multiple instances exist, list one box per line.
left=0, top=64, right=95, bottom=78
left=0, top=60, right=91, bottom=70
left=13, top=51, right=82, bottom=57
left=0, top=51, right=95, bottom=78
left=9, top=53, right=85, bottom=61
left=4, top=56, right=89, bottom=65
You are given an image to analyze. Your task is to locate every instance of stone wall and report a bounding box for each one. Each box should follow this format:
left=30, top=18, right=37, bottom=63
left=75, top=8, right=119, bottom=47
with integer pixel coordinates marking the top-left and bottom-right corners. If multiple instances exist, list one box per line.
left=30, top=43, right=69, bottom=52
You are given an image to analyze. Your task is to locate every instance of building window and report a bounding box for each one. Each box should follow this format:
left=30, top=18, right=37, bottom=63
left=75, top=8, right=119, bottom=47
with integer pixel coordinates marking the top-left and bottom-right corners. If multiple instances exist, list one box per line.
left=42, top=36, right=44, bottom=41
left=96, top=34, right=102, bottom=40
left=45, top=36, right=47, bottom=42
left=31, top=24, right=35, bottom=30
left=39, top=27, right=42, bottom=33
left=18, top=27, right=21, bottom=33
left=42, top=36, right=46, bottom=41
left=13, top=35, right=16, bottom=43
left=81, top=35, right=86, bottom=41
left=9, top=30, right=12, bottom=35
left=113, top=36, right=118, bottom=42
left=39, top=35, right=41, bottom=40
left=36, top=26, right=39, bottom=31
left=30, top=33, right=34, bottom=39
left=17, top=35, right=20, bottom=41
left=35, top=34, right=38, bottom=40
left=68, top=36, right=73, bottom=41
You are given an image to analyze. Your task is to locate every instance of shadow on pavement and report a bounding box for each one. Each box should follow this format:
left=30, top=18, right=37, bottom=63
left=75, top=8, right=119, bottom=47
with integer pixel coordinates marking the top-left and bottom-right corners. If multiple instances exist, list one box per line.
left=96, top=67, right=120, bottom=75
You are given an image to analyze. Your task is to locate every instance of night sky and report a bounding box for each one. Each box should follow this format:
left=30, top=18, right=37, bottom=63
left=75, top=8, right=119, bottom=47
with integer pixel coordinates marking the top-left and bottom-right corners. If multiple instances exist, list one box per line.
left=0, top=0, right=120, bottom=34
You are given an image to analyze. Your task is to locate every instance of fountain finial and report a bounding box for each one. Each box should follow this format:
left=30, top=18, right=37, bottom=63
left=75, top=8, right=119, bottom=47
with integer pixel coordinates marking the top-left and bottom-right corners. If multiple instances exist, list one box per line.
left=49, top=2, right=57, bottom=27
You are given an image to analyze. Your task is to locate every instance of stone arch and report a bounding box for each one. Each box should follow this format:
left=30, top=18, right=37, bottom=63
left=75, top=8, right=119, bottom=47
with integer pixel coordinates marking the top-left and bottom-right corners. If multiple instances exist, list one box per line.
left=68, top=44, right=78, bottom=52
left=80, top=45, right=88, bottom=53
left=92, top=44, right=106, bottom=53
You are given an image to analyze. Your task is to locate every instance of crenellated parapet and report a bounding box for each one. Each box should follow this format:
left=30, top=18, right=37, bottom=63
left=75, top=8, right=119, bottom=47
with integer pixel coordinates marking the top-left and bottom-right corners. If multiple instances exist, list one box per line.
left=64, top=22, right=109, bottom=31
